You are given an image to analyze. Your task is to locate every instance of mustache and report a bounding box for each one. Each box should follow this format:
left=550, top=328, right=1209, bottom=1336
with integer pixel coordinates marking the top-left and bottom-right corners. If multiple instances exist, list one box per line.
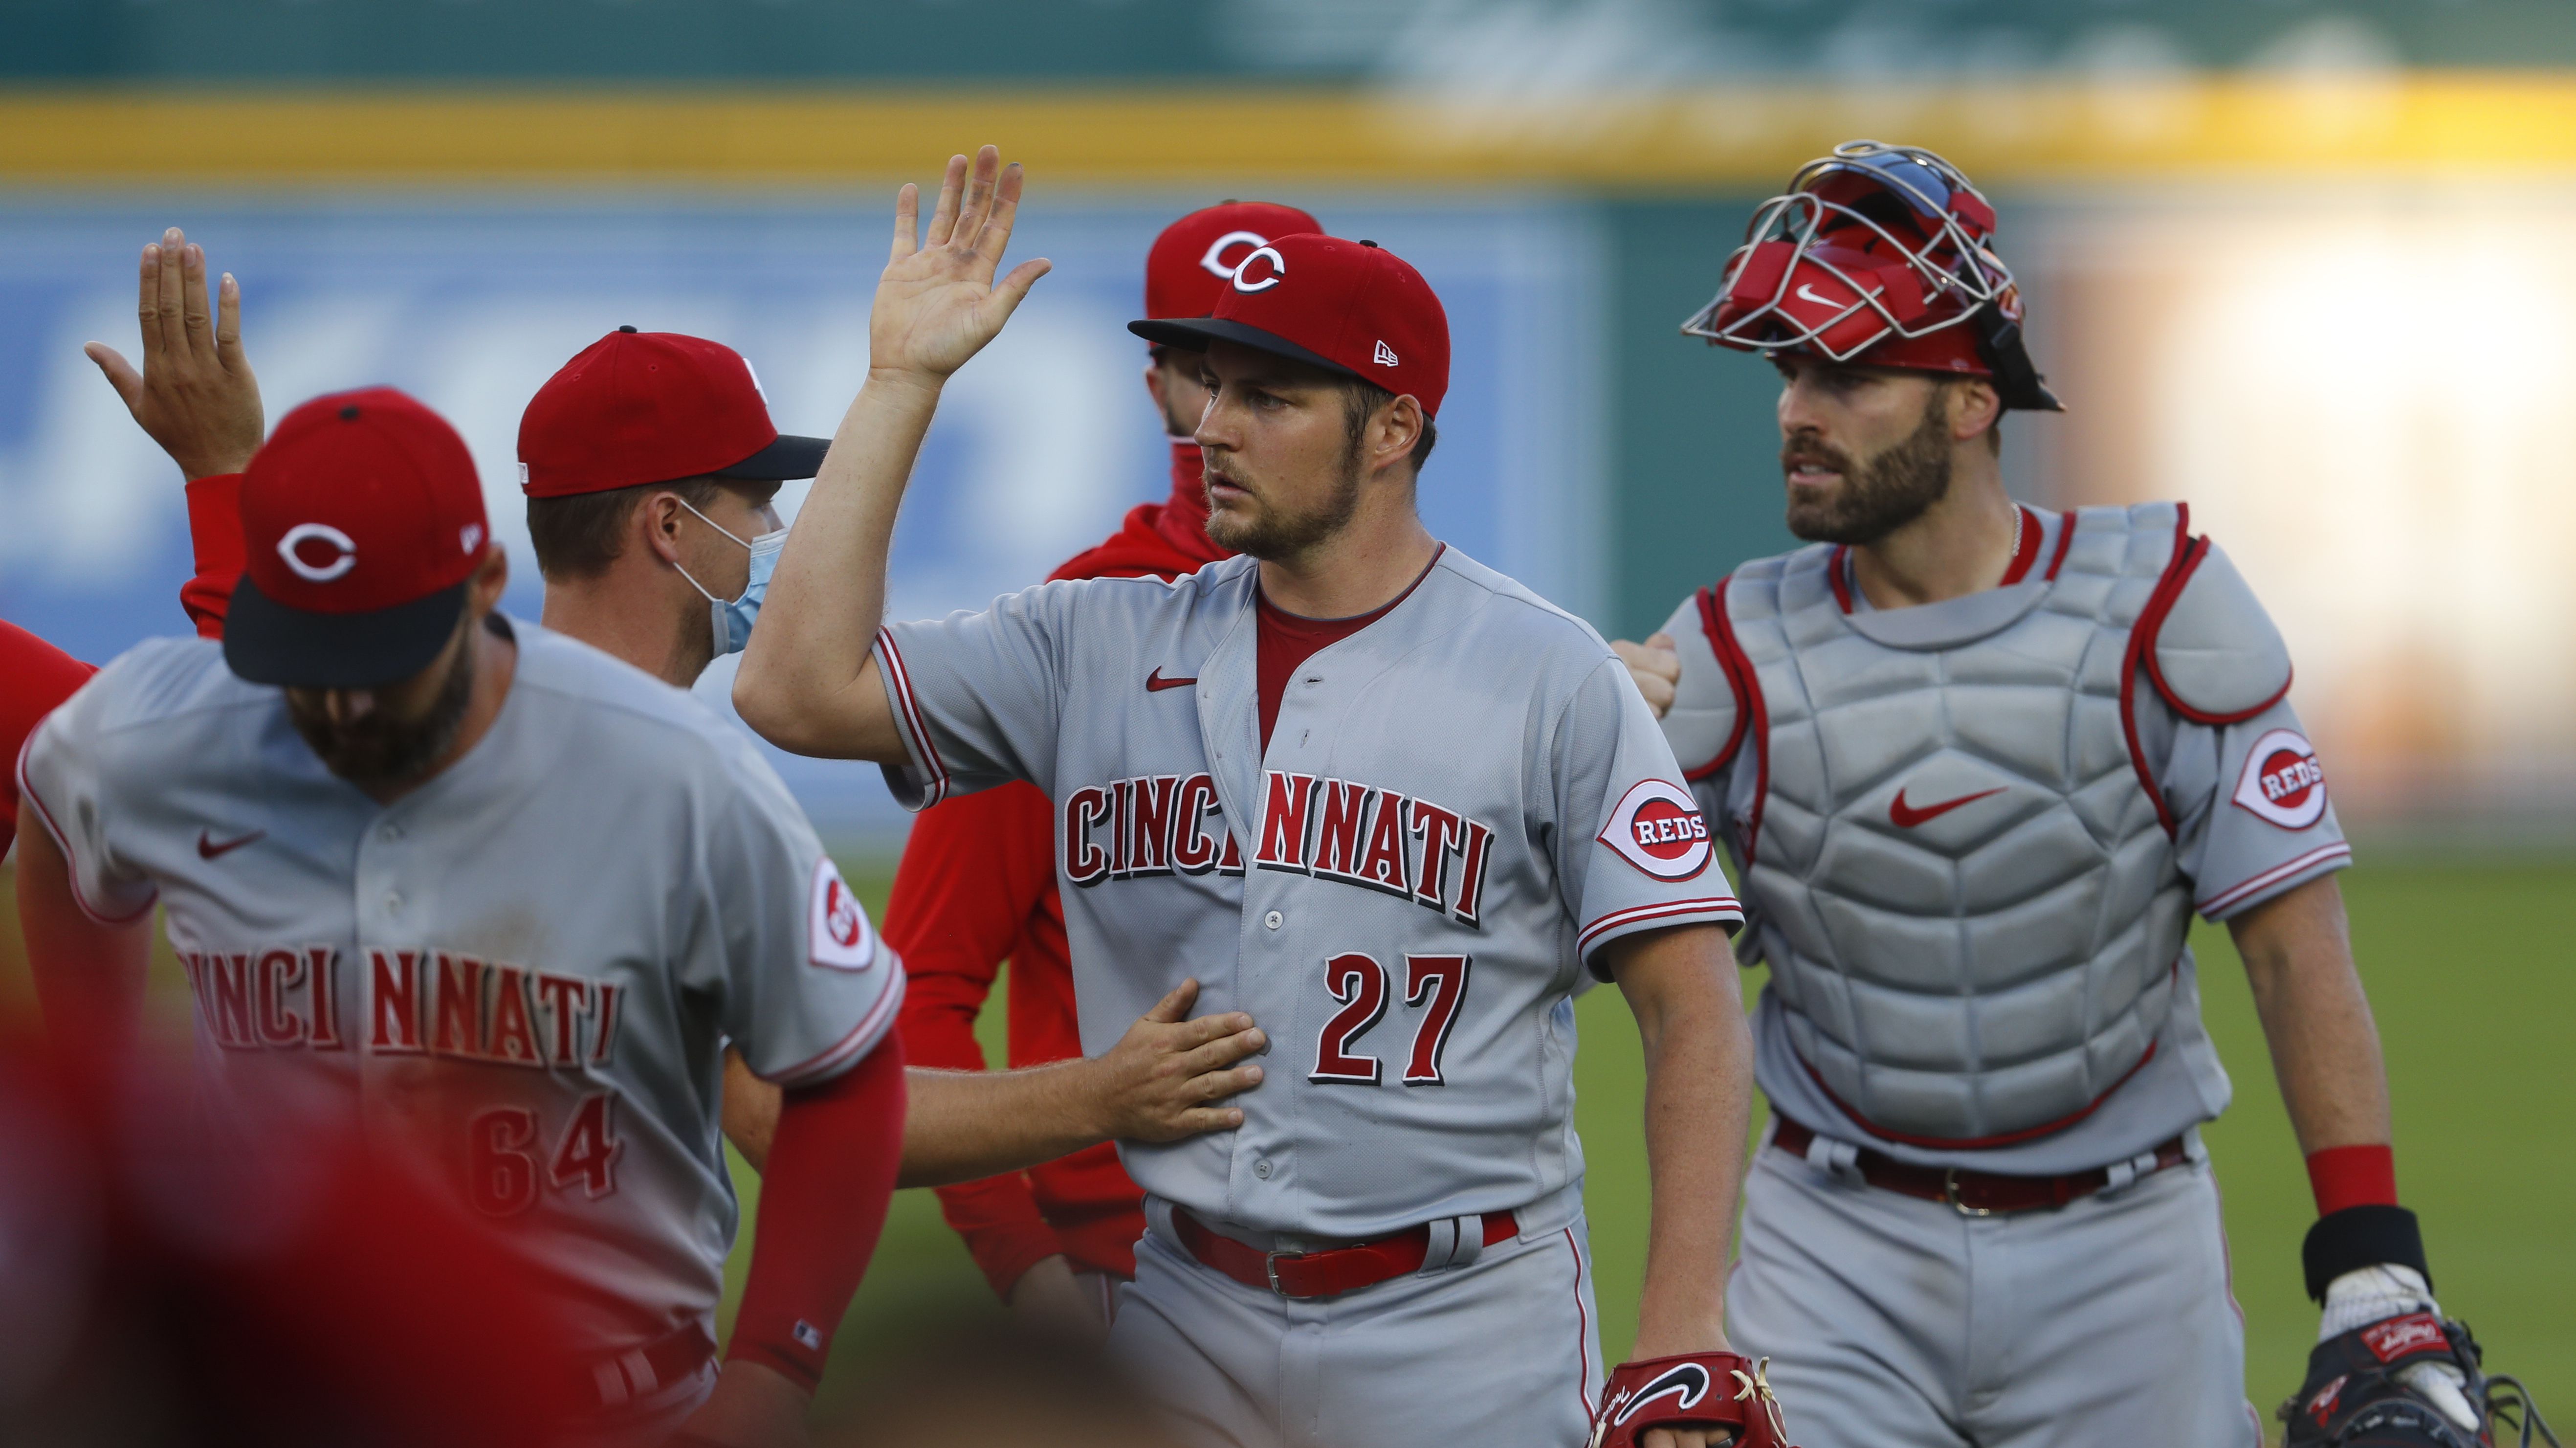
left=1781, top=434, right=1853, bottom=475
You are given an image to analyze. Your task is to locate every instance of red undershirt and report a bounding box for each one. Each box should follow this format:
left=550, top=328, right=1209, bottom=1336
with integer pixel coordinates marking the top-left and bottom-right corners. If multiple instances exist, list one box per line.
left=1255, top=546, right=1444, bottom=750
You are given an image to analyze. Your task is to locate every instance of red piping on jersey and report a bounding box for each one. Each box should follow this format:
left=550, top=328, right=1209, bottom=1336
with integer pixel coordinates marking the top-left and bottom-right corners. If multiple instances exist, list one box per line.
left=1686, top=584, right=1753, bottom=784
left=2133, top=540, right=2296, bottom=727
left=1793, top=1036, right=2161, bottom=1151
left=1696, top=579, right=1770, bottom=864
left=1996, top=505, right=2043, bottom=586
left=1826, top=546, right=1854, bottom=614
left=874, top=626, right=951, bottom=808
left=1576, top=897, right=1744, bottom=956
left=2117, top=505, right=2196, bottom=839
left=771, top=972, right=906, bottom=1088
left=2197, top=841, right=2353, bottom=917
left=14, top=732, right=157, bottom=927
left=2042, top=506, right=2077, bottom=581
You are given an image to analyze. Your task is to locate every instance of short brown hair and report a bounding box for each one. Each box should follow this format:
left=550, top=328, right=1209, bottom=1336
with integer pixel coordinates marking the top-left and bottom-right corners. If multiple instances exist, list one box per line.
left=526, top=476, right=727, bottom=582
left=1340, top=378, right=1438, bottom=474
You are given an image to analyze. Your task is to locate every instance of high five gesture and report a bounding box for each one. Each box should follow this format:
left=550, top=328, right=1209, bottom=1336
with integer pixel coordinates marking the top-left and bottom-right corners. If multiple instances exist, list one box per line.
left=872, top=147, right=1052, bottom=385
left=734, top=147, right=1046, bottom=760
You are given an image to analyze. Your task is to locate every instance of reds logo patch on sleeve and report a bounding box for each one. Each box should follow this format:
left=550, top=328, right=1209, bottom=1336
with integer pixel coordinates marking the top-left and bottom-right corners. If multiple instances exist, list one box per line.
left=807, top=857, right=876, bottom=971
left=1599, top=780, right=1713, bottom=881
left=2232, top=728, right=2330, bottom=830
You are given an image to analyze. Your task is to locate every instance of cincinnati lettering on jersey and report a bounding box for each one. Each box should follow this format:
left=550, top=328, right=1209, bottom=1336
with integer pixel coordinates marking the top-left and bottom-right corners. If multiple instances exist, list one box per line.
left=1253, top=772, right=1495, bottom=928
left=177, top=947, right=626, bottom=1069
left=1063, top=771, right=1246, bottom=886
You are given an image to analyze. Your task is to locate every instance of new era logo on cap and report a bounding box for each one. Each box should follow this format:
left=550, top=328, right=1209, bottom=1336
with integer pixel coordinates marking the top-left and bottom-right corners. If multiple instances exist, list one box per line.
left=1374, top=340, right=1399, bottom=366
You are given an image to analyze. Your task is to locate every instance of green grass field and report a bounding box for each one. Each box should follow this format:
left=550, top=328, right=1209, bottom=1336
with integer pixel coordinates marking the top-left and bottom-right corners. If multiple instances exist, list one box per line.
left=5, top=852, right=2567, bottom=1441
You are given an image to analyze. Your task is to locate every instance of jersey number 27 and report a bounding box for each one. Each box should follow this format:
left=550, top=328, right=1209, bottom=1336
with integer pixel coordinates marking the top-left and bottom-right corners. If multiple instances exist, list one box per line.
left=1311, top=953, right=1471, bottom=1087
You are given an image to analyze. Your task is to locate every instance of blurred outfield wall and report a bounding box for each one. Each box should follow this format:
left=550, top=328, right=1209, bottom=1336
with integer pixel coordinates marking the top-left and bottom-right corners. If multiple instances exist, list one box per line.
left=10, top=42, right=2576, bottom=837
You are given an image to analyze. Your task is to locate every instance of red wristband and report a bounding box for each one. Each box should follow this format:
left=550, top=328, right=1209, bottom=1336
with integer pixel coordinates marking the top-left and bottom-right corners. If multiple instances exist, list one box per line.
left=2305, top=1143, right=2398, bottom=1217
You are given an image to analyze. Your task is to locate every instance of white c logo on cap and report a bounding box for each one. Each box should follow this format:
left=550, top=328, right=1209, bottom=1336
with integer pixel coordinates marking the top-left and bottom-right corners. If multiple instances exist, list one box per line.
left=277, top=522, right=357, bottom=582
left=1231, top=245, right=1287, bottom=293
left=1197, top=229, right=1271, bottom=281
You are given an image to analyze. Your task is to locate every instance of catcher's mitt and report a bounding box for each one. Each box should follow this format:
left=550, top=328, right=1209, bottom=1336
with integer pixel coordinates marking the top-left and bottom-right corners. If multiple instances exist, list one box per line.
left=1589, top=1352, right=1798, bottom=1448
left=2281, top=1313, right=2559, bottom=1448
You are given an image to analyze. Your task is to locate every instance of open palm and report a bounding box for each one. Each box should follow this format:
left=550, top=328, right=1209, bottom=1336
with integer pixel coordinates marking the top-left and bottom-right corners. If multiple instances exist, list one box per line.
left=872, top=146, right=1051, bottom=381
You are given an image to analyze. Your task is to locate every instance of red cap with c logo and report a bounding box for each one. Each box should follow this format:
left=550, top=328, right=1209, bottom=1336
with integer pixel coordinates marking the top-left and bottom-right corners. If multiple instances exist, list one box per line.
left=225, top=387, right=492, bottom=690
left=1127, top=233, right=1451, bottom=419
left=1143, top=201, right=1324, bottom=326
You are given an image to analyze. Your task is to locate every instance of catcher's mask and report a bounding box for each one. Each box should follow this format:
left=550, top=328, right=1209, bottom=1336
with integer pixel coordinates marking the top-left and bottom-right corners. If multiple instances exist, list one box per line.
left=1683, top=139, right=2063, bottom=412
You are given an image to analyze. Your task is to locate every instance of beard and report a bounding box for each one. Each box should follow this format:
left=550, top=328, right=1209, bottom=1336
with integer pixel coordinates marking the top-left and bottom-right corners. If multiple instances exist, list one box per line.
left=1783, top=393, right=1955, bottom=545
left=287, top=631, right=479, bottom=788
left=1202, top=442, right=1365, bottom=561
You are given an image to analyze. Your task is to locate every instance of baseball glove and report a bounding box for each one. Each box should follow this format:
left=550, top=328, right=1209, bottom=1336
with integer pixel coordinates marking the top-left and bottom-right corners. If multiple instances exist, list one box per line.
left=2281, top=1313, right=2559, bottom=1448
left=1590, top=1352, right=1798, bottom=1448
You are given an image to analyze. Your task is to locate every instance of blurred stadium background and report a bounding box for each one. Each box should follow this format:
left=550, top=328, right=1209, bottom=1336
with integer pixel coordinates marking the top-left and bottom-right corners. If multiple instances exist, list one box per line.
left=1, top=0, right=2569, bottom=1438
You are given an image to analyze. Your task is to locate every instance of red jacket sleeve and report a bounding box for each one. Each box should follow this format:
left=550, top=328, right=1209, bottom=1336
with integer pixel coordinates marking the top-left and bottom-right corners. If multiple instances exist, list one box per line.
left=727, top=1035, right=905, bottom=1392
left=179, top=472, right=246, bottom=639
left=0, top=622, right=98, bottom=858
left=886, top=780, right=1072, bottom=1299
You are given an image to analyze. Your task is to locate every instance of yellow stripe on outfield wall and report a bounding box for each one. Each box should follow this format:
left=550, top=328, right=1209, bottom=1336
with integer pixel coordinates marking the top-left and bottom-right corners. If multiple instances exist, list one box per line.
left=7, top=77, right=2576, bottom=185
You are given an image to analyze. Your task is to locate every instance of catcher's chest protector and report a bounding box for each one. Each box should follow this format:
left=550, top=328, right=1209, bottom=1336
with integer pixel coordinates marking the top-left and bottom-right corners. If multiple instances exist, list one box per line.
left=1713, top=504, right=2191, bottom=1144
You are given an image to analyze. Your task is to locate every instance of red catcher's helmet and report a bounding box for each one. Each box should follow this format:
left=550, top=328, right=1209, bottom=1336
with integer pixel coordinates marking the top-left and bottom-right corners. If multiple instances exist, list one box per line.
left=1683, top=140, right=2062, bottom=411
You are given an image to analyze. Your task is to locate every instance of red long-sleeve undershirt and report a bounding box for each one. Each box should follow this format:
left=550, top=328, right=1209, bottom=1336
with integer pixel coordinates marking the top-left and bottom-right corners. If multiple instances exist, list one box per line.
left=727, top=1036, right=907, bottom=1392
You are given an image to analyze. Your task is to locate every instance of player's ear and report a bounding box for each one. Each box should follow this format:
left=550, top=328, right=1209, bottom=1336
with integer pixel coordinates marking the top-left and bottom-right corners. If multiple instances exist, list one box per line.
left=468, top=542, right=509, bottom=614
left=1373, top=395, right=1425, bottom=479
left=639, top=490, right=687, bottom=566
left=1950, top=379, right=2002, bottom=445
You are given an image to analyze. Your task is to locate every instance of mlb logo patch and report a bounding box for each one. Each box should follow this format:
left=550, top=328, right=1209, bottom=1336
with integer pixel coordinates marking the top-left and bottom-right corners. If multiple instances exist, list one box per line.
left=793, top=1319, right=825, bottom=1351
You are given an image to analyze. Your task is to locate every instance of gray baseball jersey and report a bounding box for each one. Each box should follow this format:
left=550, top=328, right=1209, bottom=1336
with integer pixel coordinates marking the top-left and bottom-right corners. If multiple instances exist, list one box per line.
left=872, top=546, right=1741, bottom=1242
left=1658, top=503, right=2348, bottom=1174
left=16, top=617, right=903, bottom=1356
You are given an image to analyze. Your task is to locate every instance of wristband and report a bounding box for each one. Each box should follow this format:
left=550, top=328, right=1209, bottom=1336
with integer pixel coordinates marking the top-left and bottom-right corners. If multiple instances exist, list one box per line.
left=2301, top=1203, right=2428, bottom=1303
left=2304, top=1143, right=2398, bottom=1216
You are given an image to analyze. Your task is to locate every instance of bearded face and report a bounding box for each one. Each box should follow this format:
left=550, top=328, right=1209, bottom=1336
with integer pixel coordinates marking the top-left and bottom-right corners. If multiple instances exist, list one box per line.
left=1781, top=383, right=1956, bottom=546
left=285, top=619, right=479, bottom=788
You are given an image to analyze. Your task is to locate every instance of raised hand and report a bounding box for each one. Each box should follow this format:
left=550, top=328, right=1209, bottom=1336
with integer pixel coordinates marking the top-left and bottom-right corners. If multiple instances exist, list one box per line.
left=870, top=146, right=1051, bottom=385
left=85, top=227, right=264, bottom=481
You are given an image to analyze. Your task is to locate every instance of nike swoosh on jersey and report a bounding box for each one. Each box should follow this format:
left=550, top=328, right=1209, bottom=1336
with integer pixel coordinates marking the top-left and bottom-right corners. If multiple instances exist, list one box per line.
left=1888, top=786, right=2006, bottom=829
left=197, top=828, right=267, bottom=859
left=1146, top=668, right=1197, bottom=692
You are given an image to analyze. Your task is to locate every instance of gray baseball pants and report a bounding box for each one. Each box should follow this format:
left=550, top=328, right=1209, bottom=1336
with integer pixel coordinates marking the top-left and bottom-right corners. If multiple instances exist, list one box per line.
left=1727, top=1128, right=2265, bottom=1448
left=1109, top=1195, right=1603, bottom=1448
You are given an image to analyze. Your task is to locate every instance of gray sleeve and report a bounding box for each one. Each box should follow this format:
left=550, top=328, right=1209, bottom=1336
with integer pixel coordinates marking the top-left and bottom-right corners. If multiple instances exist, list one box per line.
left=1551, top=657, right=1746, bottom=978
left=870, top=580, right=1077, bottom=811
left=13, top=676, right=157, bottom=925
left=2157, top=692, right=2351, bottom=921
left=1656, top=591, right=1741, bottom=777
left=695, top=742, right=905, bottom=1089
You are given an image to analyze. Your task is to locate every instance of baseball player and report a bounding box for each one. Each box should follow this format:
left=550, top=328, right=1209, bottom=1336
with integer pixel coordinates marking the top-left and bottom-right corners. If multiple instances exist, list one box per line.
left=1616, top=141, right=2514, bottom=1446
left=889, top=199, right=1318, bottom=1334
left=16, top=386, right=903, bottom=1448
left=90, top=231, right=1271, bottom=1196
left=735, top=147, right=1782, bottom=1448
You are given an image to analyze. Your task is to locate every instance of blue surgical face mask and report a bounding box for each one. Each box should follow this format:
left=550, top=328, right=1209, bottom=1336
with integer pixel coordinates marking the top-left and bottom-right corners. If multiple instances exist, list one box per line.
left=672, top=498, right=787, bottom=657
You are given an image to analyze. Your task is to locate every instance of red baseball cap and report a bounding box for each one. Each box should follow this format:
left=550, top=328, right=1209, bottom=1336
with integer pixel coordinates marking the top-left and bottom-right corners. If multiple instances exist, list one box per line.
left=1128, top=234, right=1451, bottom=418
left=225, top=388, right=492, bottom=690
left=1144, top=201, right=1323, bottom=328
left=517, top=328, right=828, bottom=498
